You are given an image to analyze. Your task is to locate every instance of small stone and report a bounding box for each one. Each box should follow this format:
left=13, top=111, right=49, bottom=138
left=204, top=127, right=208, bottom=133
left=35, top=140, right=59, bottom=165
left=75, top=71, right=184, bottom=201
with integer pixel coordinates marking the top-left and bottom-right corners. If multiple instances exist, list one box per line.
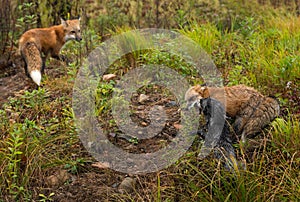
left=109, top=133, right=116, bottom=138
left=46, top=169, right=69, bottom=187
left=118, top=177, right=136, bottom=193
left=141, top=122, right=148, bottom=126
left=166, top=100, right=177, bottom=107
left=138, top=94, right=149, bottom=103
left=91, top=162, right=110, bottom=169
left=173, top=123, right=182, bottom=129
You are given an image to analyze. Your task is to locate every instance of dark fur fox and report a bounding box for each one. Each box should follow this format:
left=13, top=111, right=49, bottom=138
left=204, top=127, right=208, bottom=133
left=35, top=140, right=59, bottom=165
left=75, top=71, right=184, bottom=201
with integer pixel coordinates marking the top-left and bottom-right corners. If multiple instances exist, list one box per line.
left=185, top=84, right=280, bottom=143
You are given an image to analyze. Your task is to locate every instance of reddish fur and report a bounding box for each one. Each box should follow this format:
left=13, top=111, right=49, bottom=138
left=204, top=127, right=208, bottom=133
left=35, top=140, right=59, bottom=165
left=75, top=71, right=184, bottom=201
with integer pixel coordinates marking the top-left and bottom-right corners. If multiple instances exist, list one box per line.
left=18, top=18, right=81, bottom=85
left=191, top=84, right=264, bottom=117
left=19, top=19, right=80, bottom=60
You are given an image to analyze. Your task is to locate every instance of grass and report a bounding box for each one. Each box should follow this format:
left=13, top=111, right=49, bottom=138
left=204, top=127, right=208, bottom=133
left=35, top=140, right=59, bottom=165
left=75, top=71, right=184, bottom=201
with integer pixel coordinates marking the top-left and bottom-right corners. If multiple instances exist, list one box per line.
left=0, top=88, right=80, bottom=200
left=1, top=2, right=300, bottom=201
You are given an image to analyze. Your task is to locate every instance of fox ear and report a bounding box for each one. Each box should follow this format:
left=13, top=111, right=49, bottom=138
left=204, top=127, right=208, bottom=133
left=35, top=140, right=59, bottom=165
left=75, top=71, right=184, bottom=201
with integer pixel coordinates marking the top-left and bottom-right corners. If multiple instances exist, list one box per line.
left=201, top=86, right=210, bottom=97
left=78, top=16, right=81, bottom=21
left=60, top=17, right=68, bottom=27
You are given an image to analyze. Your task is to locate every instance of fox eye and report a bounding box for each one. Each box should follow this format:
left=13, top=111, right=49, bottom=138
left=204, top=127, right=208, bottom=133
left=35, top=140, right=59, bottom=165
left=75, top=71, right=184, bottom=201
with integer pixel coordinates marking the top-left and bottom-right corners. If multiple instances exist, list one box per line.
left=71, top=31, right=76, bottom=34
left=78, top=30, right=81, bottom=33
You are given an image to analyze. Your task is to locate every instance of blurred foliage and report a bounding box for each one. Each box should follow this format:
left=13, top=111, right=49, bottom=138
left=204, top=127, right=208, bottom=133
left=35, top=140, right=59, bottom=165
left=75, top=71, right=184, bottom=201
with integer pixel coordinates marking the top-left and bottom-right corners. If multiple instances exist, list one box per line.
left=1, top=0, right=300, bottom=58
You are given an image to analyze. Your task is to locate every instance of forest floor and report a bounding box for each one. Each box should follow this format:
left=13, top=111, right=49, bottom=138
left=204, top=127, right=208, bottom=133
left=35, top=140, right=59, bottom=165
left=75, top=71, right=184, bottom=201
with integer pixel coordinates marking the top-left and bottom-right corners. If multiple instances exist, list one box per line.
left=0, top=53, right=189, bottom=201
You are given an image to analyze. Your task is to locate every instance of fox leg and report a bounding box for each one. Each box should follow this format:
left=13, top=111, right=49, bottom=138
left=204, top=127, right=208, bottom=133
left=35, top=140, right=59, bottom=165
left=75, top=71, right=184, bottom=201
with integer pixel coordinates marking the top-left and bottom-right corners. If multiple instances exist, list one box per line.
left=51, top=47, right=67, bottom=62
left=199, top=98, right=240, bottom=170
left=22, top=55, right=30, bottom=77
left=41, top=56, right=46, bottom=74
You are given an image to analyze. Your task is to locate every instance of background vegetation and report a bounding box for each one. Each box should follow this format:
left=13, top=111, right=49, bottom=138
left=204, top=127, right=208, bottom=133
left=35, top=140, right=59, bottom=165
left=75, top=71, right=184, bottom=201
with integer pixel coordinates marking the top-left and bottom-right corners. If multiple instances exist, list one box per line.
left=0, top=0, right=299, bottom=201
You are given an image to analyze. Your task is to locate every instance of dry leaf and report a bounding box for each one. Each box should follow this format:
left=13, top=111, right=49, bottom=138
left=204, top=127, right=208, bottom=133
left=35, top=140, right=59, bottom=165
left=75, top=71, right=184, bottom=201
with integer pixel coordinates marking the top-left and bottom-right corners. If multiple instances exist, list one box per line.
left=103, top=74, right=116, bottom=81
left=91, top=162, right=110, bottom=169
left=173, top=123, right=182, bottom=129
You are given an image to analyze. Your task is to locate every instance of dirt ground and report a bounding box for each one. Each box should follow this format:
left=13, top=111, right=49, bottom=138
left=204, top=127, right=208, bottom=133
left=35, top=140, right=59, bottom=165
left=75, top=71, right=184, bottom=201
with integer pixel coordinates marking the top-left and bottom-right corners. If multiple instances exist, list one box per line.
left=0, top=52, right=187, bottom=201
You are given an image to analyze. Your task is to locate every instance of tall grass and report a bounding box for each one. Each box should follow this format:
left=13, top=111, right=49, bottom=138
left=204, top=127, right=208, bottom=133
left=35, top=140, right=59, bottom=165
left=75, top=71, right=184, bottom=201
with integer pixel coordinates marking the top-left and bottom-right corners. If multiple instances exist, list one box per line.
left=180, top=14, right=300, bottom=92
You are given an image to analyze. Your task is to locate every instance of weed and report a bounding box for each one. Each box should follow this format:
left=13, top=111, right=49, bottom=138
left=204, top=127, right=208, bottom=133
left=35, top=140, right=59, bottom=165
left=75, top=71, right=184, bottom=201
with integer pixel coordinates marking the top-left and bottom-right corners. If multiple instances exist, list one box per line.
left=5, top=126, right=25, bottom=199
left=16, top=2, right=37, bottom=33
left=271, top=113, right=300, bottom=157
left=64, top=158, right=86, bottom=174
left=38, top=192, right=55, bottom=202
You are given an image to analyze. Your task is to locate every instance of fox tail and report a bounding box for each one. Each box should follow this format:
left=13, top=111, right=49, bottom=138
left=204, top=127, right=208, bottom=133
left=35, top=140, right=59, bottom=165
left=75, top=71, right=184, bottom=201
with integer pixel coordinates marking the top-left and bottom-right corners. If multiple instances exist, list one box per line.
left=21, top=42, right=42, bottom=86
left=29, top=70, right=42, bottom=86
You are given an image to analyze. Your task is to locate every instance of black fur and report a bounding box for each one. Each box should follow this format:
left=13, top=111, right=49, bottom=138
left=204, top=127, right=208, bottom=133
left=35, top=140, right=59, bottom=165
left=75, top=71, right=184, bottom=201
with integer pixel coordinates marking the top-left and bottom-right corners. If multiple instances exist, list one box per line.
left=198, top=98, right=237, bottom=170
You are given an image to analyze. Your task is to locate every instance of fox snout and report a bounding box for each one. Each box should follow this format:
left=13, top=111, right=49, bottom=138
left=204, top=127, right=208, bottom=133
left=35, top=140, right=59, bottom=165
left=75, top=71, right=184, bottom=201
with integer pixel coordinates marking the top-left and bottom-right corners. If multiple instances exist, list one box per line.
left=76, top=36, right=82, bottom=42
left=183, top=100, right=200, bottom=111
left=75, top=32, right=82, bottom=41
left=187, top=101, right=199, bottom=110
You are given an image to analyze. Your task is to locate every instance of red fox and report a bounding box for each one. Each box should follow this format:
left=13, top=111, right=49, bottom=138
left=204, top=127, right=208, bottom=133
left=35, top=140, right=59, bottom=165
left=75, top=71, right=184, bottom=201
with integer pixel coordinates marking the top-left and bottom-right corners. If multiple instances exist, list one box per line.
left=185, top=84, right=280, bottom=143
left=18, top=17, right=82, bottom=86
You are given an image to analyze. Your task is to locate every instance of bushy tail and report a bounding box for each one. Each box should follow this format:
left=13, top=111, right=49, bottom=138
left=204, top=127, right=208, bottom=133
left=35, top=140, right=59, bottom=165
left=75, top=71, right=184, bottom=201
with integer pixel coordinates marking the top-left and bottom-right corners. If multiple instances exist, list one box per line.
left=21, top=42, right=42, bottom=86
left=29, top=70, right=42, bottom=86
left=234, top=96, right=280, bottom=142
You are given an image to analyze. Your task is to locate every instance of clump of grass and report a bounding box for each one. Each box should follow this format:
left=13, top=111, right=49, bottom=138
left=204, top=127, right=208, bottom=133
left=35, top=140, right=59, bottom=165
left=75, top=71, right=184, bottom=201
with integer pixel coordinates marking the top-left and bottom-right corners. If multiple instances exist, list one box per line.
left=271, top=113, right=300, bottom=158
left=178, top=13, right=300, bottom=93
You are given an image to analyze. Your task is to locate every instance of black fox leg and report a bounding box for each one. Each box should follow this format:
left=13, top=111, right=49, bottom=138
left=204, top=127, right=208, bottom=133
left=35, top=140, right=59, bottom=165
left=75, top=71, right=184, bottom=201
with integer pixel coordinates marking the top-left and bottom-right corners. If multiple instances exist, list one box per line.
left=41, top=57, right=46, bottom=74
left=24, top=62, right=29, bottom=77
left=51, top=54, right=69, bottom=63
left=21, top=54, right=30, bottom=77
left=213, top=129, right=237, bottom=170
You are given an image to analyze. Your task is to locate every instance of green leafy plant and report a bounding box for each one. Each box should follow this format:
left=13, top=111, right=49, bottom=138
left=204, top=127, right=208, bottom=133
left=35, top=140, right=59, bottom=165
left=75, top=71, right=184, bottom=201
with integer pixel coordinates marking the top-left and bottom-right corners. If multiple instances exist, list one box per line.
left=271, top=114, right=300, bottom=156
left=5, top=126, right=25, bottom=199
left=64, top=158, right=86, bottom=174
left=38, top=192, right=55, bottom=202
left=16, top=2, right=37, bottom=32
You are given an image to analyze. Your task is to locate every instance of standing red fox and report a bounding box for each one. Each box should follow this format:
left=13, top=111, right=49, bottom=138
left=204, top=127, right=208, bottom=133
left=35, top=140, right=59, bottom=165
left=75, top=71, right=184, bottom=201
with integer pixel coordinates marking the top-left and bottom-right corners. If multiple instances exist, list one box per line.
left=18, top=17, right=82, bottom=86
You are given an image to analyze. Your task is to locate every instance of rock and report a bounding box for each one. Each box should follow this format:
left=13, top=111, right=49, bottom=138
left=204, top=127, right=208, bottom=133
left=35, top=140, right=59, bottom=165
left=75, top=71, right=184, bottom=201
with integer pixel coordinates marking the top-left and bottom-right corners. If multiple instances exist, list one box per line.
left=138, top=94, right=149, bottom=103
left=118, top=177, right=136, bottom=193
left=46, top=169, right=69, bottom=187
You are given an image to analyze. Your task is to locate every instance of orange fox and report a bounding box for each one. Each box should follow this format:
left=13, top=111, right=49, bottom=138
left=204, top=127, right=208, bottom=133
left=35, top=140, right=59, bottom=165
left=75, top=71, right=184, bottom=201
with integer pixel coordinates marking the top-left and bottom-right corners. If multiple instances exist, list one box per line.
left=18, top=17, right=82, bottom=86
